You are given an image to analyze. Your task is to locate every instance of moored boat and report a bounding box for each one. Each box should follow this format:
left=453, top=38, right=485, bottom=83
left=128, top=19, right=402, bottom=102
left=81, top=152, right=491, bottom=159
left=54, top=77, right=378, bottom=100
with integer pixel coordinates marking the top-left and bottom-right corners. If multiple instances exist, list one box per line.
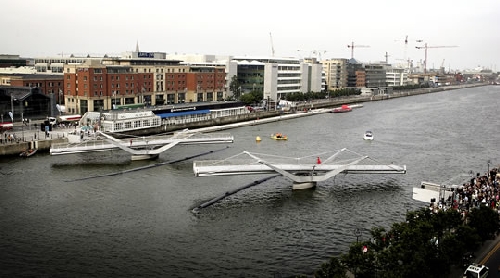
left=331, top=104, right=352, bottom=113
left=20, top=149, right=37, bottom=157
left=349, top=103, right=364, bottom=109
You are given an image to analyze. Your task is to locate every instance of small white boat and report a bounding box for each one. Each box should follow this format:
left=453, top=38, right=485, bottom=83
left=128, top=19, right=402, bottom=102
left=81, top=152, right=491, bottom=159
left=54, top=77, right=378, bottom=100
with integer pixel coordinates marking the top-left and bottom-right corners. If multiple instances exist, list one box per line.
left=363, top=131, right=373, bottom=140
left=350, top=104, right=364, bottom=109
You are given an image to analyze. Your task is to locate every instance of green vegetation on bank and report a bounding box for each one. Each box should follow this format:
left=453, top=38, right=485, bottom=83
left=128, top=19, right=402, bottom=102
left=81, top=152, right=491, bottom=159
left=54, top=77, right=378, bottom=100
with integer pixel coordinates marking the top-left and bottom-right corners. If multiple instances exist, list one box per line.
left=284, top=88, right=361, bottom=102
left=296, top=205, right=499, bottom=278
left=392, top=83, right=431, bottom=91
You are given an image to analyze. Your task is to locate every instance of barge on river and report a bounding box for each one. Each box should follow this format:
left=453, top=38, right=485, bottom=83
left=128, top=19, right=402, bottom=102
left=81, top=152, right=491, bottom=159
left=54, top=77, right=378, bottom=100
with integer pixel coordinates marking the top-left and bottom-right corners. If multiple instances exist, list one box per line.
left=79, top=101, right=251, bottom=136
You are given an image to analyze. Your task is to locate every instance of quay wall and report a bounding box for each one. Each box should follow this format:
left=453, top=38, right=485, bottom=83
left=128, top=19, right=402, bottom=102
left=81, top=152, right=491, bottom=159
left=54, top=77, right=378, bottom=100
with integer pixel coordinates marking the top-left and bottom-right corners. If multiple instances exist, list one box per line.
left=0, top=83, right=488, bottom=157
left=120, top=110, right=281, bottom=137
left=0, top=137, right=66, bottom=156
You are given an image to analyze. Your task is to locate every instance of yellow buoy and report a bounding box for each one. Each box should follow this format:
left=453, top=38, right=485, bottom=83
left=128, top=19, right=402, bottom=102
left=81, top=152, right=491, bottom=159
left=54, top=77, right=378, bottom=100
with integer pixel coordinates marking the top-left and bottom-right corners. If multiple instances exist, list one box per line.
left=256, top=136, right=261, bottom=142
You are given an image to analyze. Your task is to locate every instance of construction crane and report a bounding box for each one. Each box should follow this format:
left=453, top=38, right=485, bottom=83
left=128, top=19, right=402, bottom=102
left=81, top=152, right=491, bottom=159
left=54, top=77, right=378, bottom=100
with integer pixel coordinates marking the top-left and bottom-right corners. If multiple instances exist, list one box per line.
left=394, top=35, right=409, bottom=62
left=440, top=59, right=446, bottom=74
left=347, top=42, right=370, bottom=59
left=312, top=50, right=327, bottom=61
left=269, top=32, right=275, bottom=57
left=415, top=43, right=458, bottom=74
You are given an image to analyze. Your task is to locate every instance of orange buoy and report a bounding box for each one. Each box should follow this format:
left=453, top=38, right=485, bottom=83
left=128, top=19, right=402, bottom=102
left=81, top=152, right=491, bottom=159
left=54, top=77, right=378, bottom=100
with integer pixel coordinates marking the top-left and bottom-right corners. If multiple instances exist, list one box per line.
left=256, top=136, right=261, bottom=142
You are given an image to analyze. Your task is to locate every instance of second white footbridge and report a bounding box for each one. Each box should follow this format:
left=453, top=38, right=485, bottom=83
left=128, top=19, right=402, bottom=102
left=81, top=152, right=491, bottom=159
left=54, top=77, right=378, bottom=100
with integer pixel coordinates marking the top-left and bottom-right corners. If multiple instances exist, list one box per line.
left=50, top=129, right=234, bottom=160
left=193, top=148, right=407, bottom=189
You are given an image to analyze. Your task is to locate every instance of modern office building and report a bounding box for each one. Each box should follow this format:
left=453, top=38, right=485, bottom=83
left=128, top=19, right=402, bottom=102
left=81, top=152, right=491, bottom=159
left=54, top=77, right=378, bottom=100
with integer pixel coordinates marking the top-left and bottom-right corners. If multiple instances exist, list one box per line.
left=346, top=59, right=366, bottom=88
left=364, top=63, right=388, bottom=88
left=0, top=54, right=30, bottom=68
left=34, top=55, right=104, bottom=74
left=386, top=66, right=409, bottom=87
left=228, top=56, right=322, bottom=103
left=322, top=58, right=349, bottom=90
left=302, top=57, right=325, bottom=93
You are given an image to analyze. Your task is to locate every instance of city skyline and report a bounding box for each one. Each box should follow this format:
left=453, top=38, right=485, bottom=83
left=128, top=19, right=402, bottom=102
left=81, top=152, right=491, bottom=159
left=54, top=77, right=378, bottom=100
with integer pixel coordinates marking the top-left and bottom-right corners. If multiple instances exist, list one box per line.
left=2, top=0, right=499, bottom=71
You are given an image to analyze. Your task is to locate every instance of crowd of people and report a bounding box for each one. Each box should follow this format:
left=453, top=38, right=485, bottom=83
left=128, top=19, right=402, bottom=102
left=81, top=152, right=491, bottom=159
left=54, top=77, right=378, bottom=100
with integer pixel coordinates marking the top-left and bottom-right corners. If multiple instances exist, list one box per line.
left=1, top=132, right=19, bottom=144
left=431, top=166, right=500, bottom=218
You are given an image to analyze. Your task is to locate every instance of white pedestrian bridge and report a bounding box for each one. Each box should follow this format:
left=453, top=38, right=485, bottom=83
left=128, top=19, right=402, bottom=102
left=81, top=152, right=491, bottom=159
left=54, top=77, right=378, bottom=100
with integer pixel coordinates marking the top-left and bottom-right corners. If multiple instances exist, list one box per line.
left=50, top=130, right=234, bottom=160
left=193, top=148, right=407, bottom=189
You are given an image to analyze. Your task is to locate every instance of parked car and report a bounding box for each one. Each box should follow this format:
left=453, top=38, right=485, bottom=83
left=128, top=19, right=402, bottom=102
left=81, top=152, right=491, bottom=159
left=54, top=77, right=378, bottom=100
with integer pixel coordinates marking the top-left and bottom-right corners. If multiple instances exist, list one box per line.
left=463, top=264, right=489, bottom=278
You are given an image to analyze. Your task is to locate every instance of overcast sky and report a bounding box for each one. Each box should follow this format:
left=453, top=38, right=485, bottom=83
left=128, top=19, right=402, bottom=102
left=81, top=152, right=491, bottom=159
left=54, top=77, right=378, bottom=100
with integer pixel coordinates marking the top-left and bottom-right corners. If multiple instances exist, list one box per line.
left=2, top=0, right=499, bottom=71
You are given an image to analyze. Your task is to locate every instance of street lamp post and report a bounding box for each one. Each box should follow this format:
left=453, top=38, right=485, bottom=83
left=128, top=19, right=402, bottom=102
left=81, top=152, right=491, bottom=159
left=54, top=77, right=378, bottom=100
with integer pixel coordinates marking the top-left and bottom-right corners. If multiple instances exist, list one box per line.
left=141, top=88, right=145, bottom=105
left=10, top=94, right=14, bottom=128
left=354, top=228, right=362, bottom=243
left=21, top=112, right=24, bottom=141
left=487, top=160, right=491, bottom=177
left=353, top=227, right=363, bottom=278
left=58, top=89, right=63, bottom=115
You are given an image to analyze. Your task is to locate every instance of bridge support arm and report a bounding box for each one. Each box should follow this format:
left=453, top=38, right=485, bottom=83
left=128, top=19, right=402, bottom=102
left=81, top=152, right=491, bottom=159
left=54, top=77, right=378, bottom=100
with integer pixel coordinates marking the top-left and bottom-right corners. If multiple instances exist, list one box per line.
left=322, top=156, right=368, bottom=181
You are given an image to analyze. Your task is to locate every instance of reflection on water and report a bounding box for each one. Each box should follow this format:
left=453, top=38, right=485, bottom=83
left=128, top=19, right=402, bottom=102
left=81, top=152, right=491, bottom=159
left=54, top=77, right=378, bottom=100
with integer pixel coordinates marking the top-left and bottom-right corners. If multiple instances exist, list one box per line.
left=1, top=86, right=499, bottom=277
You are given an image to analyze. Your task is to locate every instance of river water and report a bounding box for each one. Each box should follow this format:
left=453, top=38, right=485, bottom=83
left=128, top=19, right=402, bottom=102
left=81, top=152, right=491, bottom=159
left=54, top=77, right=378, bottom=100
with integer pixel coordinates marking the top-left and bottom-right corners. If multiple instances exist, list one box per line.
left=1, top=86, right=499, bottom=277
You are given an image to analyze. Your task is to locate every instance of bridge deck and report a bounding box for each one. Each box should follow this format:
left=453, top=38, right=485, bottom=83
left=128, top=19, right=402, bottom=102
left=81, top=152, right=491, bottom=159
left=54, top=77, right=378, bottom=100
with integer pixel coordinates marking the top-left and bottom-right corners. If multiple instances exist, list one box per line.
left=50, top=132, right=234, bottom=155
left=193, top=161, right=406, bottom=176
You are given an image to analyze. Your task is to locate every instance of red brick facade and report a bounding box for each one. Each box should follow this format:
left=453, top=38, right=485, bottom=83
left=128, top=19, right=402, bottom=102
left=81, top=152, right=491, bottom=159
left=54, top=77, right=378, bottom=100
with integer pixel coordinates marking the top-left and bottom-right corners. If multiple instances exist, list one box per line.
left=10, top=75, right=65, bottom=104
left=63, top=62, right=227, bottom=113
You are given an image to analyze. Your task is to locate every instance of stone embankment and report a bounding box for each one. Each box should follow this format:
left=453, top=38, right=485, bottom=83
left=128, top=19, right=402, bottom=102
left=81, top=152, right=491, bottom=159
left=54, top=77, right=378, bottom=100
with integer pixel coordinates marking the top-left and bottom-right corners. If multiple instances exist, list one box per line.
left=0, top=83, right=487, bottom=157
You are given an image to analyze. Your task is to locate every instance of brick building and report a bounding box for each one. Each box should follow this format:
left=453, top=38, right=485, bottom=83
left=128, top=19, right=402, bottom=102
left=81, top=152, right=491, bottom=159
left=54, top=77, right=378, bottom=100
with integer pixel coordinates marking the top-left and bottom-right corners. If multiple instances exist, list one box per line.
left=64, top=53, right=227, bottom=114
left=9, top=74, right=64, bottom=105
